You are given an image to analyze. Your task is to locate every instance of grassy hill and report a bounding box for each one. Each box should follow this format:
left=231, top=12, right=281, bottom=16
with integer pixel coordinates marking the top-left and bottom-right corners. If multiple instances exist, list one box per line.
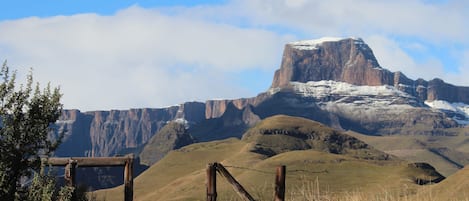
left=347, top=127, right=469, bottom=176
left=139, top=122, right=195, bottom=166
left=94, top=115, right=445, bottom=201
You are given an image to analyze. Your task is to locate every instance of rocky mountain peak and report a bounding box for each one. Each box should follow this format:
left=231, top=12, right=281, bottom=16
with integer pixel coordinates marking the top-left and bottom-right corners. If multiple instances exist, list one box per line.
left=271, top=37, right=469, bottom=106
left=271, top=37, right=392, bottom=88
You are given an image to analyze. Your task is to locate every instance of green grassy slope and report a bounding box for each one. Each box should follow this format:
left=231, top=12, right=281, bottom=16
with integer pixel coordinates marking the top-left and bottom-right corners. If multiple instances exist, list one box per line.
left=95, top=115, right=446, bottom=201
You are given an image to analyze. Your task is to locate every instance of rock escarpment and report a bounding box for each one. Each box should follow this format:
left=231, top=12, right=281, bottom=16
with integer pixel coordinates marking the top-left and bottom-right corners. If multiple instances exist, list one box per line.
left=55, top=102, right=205, bottom=157
left=56, top=37, right=469, bottom=159
left=272, top=37, right=393, bottom=87
left=271, top=37, right=469, bottom=104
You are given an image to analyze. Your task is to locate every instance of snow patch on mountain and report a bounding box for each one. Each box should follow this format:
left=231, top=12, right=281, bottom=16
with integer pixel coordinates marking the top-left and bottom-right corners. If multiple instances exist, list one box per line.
left=288, top=80, right=417, bottom=110
left=291, top=80, right=414, bottom=99
left=274, top=81, right=419, bottom=121
left=425, top=100, right=469, bottom=125
left=288, top=37, right=361, bottom=50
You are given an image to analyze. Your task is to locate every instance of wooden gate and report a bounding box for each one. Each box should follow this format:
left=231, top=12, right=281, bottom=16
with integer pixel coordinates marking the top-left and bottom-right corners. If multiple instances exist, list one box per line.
left=206, top=162, right=286, bottom=201
left=42, top=156, right=134, bottom=201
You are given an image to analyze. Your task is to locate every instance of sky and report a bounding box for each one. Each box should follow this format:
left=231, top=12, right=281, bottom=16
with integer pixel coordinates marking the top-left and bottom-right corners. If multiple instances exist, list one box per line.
left=0, top=0, right=468, bottom=111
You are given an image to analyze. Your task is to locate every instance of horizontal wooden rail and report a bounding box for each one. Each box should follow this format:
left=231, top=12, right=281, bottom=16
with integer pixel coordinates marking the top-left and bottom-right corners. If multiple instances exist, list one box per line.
left=42, top=156, right=134, bottom=201
left=43, top=157, right=131, bottom=167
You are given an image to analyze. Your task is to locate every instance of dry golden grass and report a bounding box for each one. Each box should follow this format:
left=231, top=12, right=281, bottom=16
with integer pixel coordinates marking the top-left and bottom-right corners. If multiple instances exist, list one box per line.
left=94, top=140, right=447, bottom=201
left=94, top=116, right=469, bottom=201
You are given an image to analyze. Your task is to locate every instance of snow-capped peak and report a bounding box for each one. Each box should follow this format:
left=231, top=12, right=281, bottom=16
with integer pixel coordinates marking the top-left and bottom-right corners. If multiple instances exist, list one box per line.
left=288, top=37, right=362, bottom=50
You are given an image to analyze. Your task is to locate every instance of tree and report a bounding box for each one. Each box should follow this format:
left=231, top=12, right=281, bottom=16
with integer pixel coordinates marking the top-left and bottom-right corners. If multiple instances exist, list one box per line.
left=0, top=61, right=63, bottom=200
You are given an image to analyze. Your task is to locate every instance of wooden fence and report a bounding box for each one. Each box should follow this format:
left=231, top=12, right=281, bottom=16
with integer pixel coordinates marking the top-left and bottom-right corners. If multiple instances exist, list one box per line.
left=42, top=156, right=134, bottom=201
left=206, top=162, right=286, bottom=201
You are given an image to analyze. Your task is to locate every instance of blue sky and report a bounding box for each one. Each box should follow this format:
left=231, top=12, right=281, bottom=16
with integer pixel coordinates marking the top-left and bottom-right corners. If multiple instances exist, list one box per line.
left=0, top=1, right=228, bottom=19
left=0, top=0, right=468, bottom=111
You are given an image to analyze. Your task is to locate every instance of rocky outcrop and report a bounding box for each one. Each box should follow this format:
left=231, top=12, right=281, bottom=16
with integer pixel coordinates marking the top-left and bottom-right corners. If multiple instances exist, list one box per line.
left=190, top=102, right=261, bottom=141
left=427, top=79, right=469, bottom=103
left=272, top=38, right=394, bottom=88
left=54, top=110, right=94, bottom=156
left=205, top=98, right=254, bottom=119
left=271, top=37, right=469, bottom=105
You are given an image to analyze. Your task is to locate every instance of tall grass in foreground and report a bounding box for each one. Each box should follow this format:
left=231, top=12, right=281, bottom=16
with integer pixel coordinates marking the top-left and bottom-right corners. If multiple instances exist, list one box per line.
left=216, top=177, right=469, bottom=201
left=286, top=178, right=468, bottom=201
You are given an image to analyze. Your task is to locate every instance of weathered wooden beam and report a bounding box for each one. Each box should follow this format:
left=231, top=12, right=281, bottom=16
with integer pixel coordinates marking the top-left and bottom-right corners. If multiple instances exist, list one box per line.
left=44, top=157, right=131, bottom=167
left=64, top=160, right=77, bottom=187
left=215, top=163, right=255, bottom=201
left=206, top=163, right=217, bottom=201
left=124, top=157, right=134, bottom=201
left=274, top=165, right=286, bottom=201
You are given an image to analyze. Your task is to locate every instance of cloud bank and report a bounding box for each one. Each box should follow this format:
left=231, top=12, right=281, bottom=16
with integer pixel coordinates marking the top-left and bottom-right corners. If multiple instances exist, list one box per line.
left=0, top=1, right=468, bottom=111
left=0, top=6, right=291, bottom=111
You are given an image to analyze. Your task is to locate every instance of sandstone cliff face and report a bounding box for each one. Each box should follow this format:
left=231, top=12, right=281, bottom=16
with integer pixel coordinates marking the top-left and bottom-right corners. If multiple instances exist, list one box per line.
left=56, top=102, right=206, bottom=157
left=427, top=79, right=469, bottom=103
left=205, top=98, right=255, bottom=119
left=55, top=110, right=94, bottom=156
left=272, top=38, right=394, bottom=88
left=271, top=37, right=469, bottom=105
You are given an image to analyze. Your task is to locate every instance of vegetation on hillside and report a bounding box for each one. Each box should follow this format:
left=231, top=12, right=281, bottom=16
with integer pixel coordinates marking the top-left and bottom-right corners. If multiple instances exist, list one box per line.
left=95, top=115, right=449, bottom=201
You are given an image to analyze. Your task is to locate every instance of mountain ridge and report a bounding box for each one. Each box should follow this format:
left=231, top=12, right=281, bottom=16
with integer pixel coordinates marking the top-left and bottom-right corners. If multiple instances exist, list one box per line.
left=56, top=36, right=469, bottom=158
left=54, top=37, right=469, bottom=189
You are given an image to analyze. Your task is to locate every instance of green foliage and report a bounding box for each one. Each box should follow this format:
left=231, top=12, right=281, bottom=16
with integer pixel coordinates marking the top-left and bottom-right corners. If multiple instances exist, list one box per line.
left=26, top=169, right=99, bottom=201
left=0, top=61, right=63, bottom=200
left=27, top=170, right=56, bottom=201
left=57, top=186, right=74, bottom=201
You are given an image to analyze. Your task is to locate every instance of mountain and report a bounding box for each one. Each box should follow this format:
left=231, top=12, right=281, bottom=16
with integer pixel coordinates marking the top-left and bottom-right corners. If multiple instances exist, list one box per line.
left=54, top=37, right=469, bottom=189
left=271, top=37, right=469, bottom=105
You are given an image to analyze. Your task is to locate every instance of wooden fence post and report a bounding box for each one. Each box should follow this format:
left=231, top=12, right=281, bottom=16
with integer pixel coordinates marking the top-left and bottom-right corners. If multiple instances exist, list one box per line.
left=124, top=157, right=134, bottom=201
left=274, top=165, right=286, bottom=201
left=216, top=163, right=255, bottom=201
left=64, top=159, right=77, bottom=187
left=206, top=163, right=217, bottom=201
left=64, top=159, right=77, bottom=200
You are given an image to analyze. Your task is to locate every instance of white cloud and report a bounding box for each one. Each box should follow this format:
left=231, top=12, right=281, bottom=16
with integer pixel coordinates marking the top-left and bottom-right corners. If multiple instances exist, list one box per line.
left=365, top=35, right=445, bottom=80
left=231, top=0, right=469, bottom=85
left=234, top=0, right=469, bottom=44
left=366, top=35, right=469, bottom=86
left=447, top=50, right=469, bottom=86
left=0, top=6, right=291, bottom=111
left=1, top=1, right=468, bottom=111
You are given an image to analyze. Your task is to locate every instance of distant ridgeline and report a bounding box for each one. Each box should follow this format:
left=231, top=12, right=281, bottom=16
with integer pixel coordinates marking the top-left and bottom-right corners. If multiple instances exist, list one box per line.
left=54, top=37, right=469, bottom=189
